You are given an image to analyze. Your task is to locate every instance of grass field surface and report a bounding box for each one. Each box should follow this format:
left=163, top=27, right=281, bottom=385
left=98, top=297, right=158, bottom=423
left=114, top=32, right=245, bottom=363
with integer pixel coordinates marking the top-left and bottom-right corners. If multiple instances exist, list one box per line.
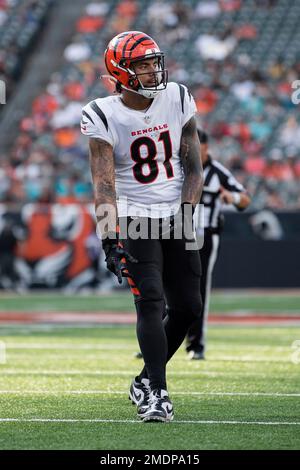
left=0, top=290, right=300, bottom=313
left=0, top=291, right=299, bottom=450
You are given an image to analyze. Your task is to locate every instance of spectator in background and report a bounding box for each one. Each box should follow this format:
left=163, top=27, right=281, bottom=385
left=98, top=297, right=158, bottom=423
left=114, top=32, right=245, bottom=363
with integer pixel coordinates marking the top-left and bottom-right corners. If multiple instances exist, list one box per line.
left=264, top=149, right=294, bottom=182
left=146, top=0, right=176, bottom=32
left=196, top=32, right=237, bottom=61
left=0, top=0, right=52, bottom=99
left=0, top=219, right=19, bottom=290
left=280, top=116, right=300, bottom=149
left=195, top=1, right=220, bottom=18
left=64, top=40, right=92, bottom=63
left=1, top=0, right=300, bottom=211
left=220, top=0, right=241, bottom=12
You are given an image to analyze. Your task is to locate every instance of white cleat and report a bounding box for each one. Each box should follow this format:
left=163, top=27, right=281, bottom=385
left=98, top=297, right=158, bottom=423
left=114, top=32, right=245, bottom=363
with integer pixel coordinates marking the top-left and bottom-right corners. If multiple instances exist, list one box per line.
left=142, top=389, right=174, bottom=423
left=129, top=377, right=150, bottom=418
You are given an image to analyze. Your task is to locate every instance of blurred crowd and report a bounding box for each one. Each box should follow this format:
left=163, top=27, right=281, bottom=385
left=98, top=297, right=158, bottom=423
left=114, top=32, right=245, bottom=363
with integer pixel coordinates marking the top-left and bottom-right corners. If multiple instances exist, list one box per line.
left=0, top=0, right=300, bottom=210
left=0, top=0, right=52, bottom=98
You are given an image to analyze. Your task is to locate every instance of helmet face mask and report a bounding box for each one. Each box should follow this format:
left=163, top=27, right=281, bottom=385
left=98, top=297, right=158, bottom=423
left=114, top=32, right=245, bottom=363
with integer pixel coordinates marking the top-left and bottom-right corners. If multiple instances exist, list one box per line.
left=104, top=32, right=168, bottom=98
left=128, top=53, right=168, bottom=98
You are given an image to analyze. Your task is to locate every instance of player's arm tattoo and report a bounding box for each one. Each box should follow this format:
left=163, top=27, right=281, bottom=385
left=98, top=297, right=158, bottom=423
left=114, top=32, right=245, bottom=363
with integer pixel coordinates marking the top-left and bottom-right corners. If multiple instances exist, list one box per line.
left=89, top=137, right=117, bottom=237
left=180, top=116, right=203, bottom=205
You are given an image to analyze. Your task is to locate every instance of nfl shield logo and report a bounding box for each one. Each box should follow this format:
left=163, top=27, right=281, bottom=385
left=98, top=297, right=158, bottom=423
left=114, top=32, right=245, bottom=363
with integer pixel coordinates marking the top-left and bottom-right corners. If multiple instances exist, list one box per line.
left=144, top=115, right=151, bottom=124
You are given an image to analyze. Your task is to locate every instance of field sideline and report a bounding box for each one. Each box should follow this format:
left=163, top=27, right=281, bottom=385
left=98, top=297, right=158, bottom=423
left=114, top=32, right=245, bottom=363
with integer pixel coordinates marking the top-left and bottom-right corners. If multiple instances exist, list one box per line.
left=0, top=290, right=299, bottom=450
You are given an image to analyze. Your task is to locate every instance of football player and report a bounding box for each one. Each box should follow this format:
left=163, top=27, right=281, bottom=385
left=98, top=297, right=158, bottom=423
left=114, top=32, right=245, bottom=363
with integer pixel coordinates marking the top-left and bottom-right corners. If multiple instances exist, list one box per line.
left=81, top=31, right=203, bottom=422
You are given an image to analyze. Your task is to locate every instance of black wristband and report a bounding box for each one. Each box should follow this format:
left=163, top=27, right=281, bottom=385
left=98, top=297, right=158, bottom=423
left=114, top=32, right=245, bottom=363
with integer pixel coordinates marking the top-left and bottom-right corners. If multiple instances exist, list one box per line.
left=101, top=232, right=118, bottom=253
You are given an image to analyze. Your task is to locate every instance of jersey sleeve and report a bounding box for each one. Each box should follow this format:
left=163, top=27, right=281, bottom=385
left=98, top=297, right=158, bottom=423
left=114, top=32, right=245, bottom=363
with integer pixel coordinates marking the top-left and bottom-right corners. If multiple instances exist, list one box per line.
left=81, top=101, right=114, bottom=147
left=178, top=84, right=197, bottom=127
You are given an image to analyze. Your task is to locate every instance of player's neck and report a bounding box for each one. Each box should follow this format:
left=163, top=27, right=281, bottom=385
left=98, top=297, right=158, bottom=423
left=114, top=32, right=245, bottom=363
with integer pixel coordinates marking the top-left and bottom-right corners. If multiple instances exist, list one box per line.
left=120, top=90, right=153, bottom=111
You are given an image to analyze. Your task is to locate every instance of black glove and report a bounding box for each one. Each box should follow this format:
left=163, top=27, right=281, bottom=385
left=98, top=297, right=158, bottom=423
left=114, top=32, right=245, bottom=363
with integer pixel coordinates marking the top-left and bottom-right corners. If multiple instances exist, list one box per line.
left=102, top=233, right=138, bottom=284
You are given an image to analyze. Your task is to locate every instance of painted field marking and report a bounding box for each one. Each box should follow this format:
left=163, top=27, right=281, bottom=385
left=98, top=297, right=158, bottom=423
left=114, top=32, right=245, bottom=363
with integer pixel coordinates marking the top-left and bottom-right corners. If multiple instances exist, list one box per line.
left=5, top=344, right=134, bottom=350
left=0, top=369, right=291, bottom=377
left=0, top=418, right=299, bottom=426
left=0, top=390, right=299, bottom=397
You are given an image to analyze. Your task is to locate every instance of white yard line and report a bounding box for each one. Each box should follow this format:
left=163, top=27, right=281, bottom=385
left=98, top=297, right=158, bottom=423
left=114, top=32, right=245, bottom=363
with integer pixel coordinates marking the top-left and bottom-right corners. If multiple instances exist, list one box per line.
left=4, top=344, right=134, bottom=350
left=4, top=354, right=292, bottom=363
left=2, top=343, right=293, bottom=349
left=0, top=418, right=299, bottom=426
left=0, top=370, right=283, bottom=377
left=0, top=390, right=299, bottom=397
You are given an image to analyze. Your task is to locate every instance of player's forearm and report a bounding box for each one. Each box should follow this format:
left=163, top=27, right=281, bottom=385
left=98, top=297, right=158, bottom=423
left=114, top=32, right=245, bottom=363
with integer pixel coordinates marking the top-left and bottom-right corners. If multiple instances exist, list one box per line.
left=180, top=117, right=203, bottom=205
left=181, top=173, right=203, bottom=205
left=94, top=182, right=118, bottom=237
left=89, top=137, right=118, bottom=238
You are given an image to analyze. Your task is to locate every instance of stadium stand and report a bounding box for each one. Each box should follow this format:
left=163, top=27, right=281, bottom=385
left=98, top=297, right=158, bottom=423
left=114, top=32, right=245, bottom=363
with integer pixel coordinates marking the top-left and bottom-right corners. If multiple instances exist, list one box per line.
left=0, top=0, right=53, bottom=98
left=0, top=0, right=299, bottom=209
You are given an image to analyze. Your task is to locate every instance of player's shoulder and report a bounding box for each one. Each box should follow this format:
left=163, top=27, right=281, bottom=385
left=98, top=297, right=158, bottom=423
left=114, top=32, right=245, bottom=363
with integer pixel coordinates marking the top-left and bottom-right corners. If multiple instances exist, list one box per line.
left=82, top=95, right=121, bottom=120
left=164, top=82, right=193, bottom=112
left=165, top=81, right=190, bottom=99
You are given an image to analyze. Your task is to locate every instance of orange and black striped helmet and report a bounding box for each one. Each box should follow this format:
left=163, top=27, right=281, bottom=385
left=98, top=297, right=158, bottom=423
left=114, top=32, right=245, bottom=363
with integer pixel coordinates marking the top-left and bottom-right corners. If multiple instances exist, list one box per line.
left=104, top=31, right=168, bottom=98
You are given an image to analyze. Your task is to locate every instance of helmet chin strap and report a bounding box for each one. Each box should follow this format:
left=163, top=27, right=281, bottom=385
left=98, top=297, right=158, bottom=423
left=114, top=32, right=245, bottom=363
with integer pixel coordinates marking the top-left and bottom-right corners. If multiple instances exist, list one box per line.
left=100, top=74, right=163, bottom=99
left=136, top=87, right=162, bottom=99
left=134, top=73, right=165, bottom=98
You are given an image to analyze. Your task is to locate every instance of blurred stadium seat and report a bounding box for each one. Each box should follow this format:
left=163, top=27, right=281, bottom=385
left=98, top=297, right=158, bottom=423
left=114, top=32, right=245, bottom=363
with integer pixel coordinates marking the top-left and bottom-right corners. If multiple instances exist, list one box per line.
left=0, top=0, right=53, bottom=97
left=0, top=0, right=299, bottom=209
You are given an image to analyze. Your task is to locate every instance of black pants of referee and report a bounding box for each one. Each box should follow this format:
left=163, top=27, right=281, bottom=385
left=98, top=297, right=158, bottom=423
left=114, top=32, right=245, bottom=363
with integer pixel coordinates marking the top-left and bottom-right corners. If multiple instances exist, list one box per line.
left=186, top=230, right=220, bottom=354
left=120, top=217, right=202, bottom=391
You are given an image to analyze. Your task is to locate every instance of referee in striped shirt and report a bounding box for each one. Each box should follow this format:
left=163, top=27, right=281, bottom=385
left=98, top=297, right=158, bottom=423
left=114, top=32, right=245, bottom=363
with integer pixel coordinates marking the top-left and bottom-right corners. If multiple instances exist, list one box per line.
left=186, top=130, right=251, bottom=360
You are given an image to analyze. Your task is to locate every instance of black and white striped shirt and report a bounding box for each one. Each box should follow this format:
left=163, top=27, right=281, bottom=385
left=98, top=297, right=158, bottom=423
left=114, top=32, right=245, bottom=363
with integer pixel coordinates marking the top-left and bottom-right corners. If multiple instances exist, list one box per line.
left=201, top=155, right=245, bottom=230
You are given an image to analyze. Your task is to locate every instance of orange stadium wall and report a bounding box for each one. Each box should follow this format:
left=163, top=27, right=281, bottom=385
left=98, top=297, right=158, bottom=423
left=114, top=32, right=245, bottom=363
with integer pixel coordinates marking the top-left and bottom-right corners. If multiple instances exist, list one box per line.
left=0, top=203, right=99, bottom=290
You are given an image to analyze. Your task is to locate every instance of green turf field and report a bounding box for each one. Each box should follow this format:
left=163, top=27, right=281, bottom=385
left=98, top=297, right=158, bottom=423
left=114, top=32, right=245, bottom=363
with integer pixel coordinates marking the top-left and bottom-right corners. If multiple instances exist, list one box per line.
left=0, top=320, right=300, bottom=450
left=0, top=290, right=300, bottom=313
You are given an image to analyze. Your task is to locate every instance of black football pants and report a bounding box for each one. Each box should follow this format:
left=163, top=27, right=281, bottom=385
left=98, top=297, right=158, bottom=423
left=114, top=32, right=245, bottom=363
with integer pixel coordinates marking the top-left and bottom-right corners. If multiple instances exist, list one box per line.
left=120, top=217, right=202, bottom=391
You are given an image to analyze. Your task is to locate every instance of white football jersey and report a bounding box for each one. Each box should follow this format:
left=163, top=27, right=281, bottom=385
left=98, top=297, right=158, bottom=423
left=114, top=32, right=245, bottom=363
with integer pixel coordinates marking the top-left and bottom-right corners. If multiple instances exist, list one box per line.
left=81, top=82, right=197, bottom=218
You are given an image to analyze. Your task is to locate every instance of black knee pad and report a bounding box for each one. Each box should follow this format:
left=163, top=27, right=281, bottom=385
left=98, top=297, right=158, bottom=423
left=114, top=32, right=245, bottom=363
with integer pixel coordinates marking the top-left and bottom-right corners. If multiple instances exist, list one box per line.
left=138, top=277, right=164, bottom=302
